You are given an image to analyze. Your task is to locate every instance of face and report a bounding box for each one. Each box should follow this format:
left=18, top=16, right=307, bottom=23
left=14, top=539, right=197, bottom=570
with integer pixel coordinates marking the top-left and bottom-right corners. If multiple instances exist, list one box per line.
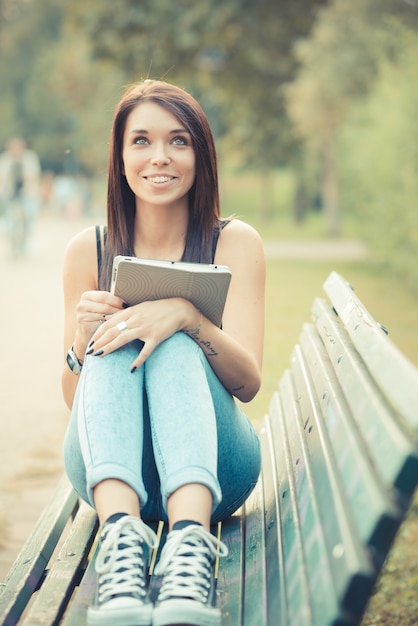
left=122, top=102, right=196, bottom=210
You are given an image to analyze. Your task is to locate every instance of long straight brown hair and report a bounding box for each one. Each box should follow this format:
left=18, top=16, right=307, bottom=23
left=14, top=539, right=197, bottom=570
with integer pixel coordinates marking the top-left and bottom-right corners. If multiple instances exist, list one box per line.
left=99, top=80, right=221, bottom=290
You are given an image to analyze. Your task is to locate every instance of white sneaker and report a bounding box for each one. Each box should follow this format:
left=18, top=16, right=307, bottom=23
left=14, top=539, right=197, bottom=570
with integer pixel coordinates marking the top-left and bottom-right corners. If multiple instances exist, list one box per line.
left=88, top=514, right=158, bottom=626
left=153, top=524, right=228, bottom=626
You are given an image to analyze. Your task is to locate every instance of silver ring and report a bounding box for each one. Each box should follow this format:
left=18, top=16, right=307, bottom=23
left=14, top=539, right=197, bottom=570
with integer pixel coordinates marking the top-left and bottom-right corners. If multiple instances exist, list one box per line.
left=116, top=321, right=128, bottom=332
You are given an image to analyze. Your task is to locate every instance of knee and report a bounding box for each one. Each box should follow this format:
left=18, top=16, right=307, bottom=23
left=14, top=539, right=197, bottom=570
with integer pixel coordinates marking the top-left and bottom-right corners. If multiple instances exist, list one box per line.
left=149, top=332, right=200, bottom=364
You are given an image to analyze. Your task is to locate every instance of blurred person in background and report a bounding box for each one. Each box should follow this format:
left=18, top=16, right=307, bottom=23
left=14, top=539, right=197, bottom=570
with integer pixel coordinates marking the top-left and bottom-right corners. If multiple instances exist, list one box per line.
left=0, top=137, right=41, bottom=257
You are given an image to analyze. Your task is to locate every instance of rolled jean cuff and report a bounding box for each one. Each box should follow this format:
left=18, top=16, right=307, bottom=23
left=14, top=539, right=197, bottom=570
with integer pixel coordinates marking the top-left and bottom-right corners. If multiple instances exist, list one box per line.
left=86, top=462, right=148, bottom=510
left=161, top=466, right=222, bottom=514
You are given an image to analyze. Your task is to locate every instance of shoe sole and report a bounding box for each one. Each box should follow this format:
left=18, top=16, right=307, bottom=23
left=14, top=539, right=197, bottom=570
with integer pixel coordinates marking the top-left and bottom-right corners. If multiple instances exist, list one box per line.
left=153, top=598, right=221, bottom=626
left=88, top=604, right=153, bottom=626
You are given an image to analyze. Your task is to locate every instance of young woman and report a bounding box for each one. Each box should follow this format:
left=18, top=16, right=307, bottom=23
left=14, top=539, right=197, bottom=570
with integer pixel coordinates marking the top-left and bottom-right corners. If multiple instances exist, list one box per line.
left=62, top=79, right=265, bottom=626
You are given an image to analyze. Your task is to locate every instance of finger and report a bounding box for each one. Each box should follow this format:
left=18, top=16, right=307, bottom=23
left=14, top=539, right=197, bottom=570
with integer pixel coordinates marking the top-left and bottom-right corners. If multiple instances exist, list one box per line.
left=129, top=340, right=151, bottom=372
left=88, top=318, right=133, bottom=353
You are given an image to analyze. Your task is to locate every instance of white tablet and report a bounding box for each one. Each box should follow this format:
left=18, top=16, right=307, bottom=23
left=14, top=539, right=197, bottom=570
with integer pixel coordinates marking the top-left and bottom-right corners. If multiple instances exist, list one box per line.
left=111, top=256, right=231, bottom=327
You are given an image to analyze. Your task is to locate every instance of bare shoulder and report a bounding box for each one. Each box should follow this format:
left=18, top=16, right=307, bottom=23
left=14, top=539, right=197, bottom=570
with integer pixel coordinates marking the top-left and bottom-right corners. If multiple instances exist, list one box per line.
left=65, top=225, right=98, bottom=257
left=216, top=218, right=265, bottom=264
left=63, top=225, right=101, bottom=288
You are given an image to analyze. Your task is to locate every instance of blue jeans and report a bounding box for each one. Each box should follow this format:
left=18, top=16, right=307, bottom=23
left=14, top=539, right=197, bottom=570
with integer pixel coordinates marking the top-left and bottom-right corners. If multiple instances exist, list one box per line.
left=63, top=332, right=261, bottom=523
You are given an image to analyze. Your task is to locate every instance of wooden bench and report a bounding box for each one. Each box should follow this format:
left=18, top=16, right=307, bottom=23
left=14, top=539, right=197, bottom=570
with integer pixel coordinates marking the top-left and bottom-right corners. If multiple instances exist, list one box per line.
left=1, top=271, right=418, bottom=626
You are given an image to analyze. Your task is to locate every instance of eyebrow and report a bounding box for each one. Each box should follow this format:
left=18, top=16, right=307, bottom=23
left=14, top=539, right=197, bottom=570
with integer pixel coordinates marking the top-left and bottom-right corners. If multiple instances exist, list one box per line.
left=129, top=128, right=190, bottom=135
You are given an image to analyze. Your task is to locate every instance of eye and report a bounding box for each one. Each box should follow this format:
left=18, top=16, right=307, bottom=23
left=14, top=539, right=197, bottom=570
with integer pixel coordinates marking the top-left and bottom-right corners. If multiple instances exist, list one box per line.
left=172, top=136, right=189, bottom=146
left=134, top=136, right=149, bottom=145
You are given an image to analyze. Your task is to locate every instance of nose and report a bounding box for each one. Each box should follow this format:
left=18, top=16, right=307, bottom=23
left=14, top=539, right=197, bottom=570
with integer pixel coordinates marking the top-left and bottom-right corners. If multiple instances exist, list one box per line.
left=150, top=142, right=171, bottom=165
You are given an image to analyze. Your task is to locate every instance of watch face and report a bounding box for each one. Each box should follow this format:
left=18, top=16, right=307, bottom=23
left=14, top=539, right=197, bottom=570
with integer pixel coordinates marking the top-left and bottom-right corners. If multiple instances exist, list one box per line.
left=67, top=349, right=82, bottom=375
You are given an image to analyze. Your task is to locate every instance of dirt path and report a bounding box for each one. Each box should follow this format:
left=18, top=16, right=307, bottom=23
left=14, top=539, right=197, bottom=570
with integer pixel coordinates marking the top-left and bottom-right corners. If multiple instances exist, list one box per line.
left=0, top=212, right=92, bottom=578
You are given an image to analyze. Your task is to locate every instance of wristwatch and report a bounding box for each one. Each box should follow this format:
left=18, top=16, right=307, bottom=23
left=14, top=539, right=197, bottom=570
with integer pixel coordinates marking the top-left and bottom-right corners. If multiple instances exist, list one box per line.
left=66, top=345, right=83, bottom=375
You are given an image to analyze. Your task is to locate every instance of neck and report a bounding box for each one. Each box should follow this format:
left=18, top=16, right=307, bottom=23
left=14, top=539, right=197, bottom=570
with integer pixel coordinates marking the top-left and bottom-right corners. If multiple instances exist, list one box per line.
left=133, top=205, right=188, bottom=261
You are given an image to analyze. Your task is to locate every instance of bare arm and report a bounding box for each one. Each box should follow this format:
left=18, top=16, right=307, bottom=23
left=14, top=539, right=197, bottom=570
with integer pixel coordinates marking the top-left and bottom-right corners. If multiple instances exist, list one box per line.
left=184, top=220, right=265, bottom=401
left=61, top=227, right=125, bottom=409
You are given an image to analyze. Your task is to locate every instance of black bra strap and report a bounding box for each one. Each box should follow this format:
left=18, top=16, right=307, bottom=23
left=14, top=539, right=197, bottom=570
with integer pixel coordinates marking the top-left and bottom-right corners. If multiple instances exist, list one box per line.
left=211, top=219, right=230, bottom=262
left=95, top=225, right=102, bottom=278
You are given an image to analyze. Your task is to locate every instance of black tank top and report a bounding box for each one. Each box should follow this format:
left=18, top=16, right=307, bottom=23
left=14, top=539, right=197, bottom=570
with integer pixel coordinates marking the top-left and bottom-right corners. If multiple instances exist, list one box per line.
left=96, top=220, right=230, bottom=281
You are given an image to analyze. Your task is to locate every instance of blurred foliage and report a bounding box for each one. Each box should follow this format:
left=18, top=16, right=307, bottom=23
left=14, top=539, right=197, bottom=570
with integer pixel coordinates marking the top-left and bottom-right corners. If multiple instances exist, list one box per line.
left=68, top=0, right=326, bottom=172
left=339, top=22, right=418, bottom=293
left=0, top=0, right=326, bottom=175
left=284, top=0, right=418, bottom=286
left=1, top=0, right=418, bottom=289
left=0, top=0, right=125, bottom=174
left=285, top=0, right=418, bottom=236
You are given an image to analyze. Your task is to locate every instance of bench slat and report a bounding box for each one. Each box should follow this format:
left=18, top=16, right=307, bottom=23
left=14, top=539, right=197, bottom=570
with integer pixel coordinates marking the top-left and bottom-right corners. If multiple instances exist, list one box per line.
left=216, top=513, right=244, bottom=626
left=291, top=340, right=379, bottom=615
left=241, top=476, right=268, bottom=626
left=60, top=541, right=97, bottom=626
left=299, top=323, right=401, bottom=556
left=260, top=418, right=287, bottom=626
left=0, top=476, right=79, bottom=626
left=267, top=386, right=313, bottom=625
left=323, top=271, right=418, bottom=430
left=20, top=502, right=98, bottom=626
left=281, top=368, right=375, bottom=624
left=312, top=297, right=418, bottom=498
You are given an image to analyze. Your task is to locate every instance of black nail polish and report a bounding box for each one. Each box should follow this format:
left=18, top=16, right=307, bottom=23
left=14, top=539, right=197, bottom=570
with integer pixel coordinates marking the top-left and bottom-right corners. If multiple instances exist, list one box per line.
left=130, top=366, right=137, bottom=373
left=86, top=348, right=94, bottom=356
left=88, top=340, right=95, bottom=348
left=122, top=302, right=129, bottom=309
left=94, top=349, right=104, bottom=357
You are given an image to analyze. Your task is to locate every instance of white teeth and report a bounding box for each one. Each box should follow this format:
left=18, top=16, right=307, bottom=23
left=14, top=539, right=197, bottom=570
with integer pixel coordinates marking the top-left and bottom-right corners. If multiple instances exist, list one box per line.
left=147, top=176, right=172, bottom=183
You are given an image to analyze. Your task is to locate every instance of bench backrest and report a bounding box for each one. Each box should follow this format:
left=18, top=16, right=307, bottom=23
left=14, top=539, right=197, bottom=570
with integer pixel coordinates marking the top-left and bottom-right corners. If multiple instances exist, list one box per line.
left=224, top=271, right=418, bottom=626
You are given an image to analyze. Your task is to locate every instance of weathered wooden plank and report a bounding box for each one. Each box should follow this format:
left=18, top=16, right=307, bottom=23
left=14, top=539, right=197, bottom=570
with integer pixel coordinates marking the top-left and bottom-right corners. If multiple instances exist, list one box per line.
left=216, top=513, right=244, bottom=626
left=268, top=385, right=312, bottom=626
left=312, top=297, right=418, bottom=498
left=60, top=543, right=97, bottom=626
left=261, top=414, right=287, bottom=626
left=291, top=341, right=377, bottom=620
left=323, top=271, right=418, bottom=430
left=241, top=473, right=268, bottom=626
left=281, top=368, right=368, bottom=625
left=20, top=502, right=98, bottom=626
left=0, top=476, right=79, bottom=626
left=299, top=323, right=401, bottom=556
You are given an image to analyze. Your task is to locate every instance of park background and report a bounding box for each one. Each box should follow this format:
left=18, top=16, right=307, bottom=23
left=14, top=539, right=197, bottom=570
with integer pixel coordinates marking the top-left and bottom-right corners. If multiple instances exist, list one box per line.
left=0, top=0, right=418, bottom=623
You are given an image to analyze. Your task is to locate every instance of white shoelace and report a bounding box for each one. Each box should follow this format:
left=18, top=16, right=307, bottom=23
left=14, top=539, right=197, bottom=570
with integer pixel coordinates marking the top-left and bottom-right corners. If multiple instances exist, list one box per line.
left=154, top=525, right=228, bottom=604
left=95, top=516, right=159, bottom=605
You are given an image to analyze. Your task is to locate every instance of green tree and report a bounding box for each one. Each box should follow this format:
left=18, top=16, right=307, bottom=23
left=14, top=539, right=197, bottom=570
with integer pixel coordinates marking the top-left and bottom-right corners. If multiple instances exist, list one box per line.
left=69, top=0, right=327, bottom=179
left=339, top=24, right=418, bottom=291
left=0, top=0, right=125, bottom=173
left=284, top=0, right=418, bottom=235
left=0, top=0, right=64, bottom=145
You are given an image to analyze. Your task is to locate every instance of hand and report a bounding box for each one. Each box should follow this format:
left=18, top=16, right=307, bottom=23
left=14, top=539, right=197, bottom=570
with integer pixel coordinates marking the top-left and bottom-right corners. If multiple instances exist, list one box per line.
left=74, top=290, right=126, bottom=352
left=87, top=297, right=194, bottom=371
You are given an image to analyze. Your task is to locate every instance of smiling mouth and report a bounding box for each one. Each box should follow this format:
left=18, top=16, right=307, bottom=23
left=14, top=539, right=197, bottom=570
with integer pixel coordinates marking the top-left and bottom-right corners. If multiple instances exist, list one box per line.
left=146, top=176, right=174, bottom=183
